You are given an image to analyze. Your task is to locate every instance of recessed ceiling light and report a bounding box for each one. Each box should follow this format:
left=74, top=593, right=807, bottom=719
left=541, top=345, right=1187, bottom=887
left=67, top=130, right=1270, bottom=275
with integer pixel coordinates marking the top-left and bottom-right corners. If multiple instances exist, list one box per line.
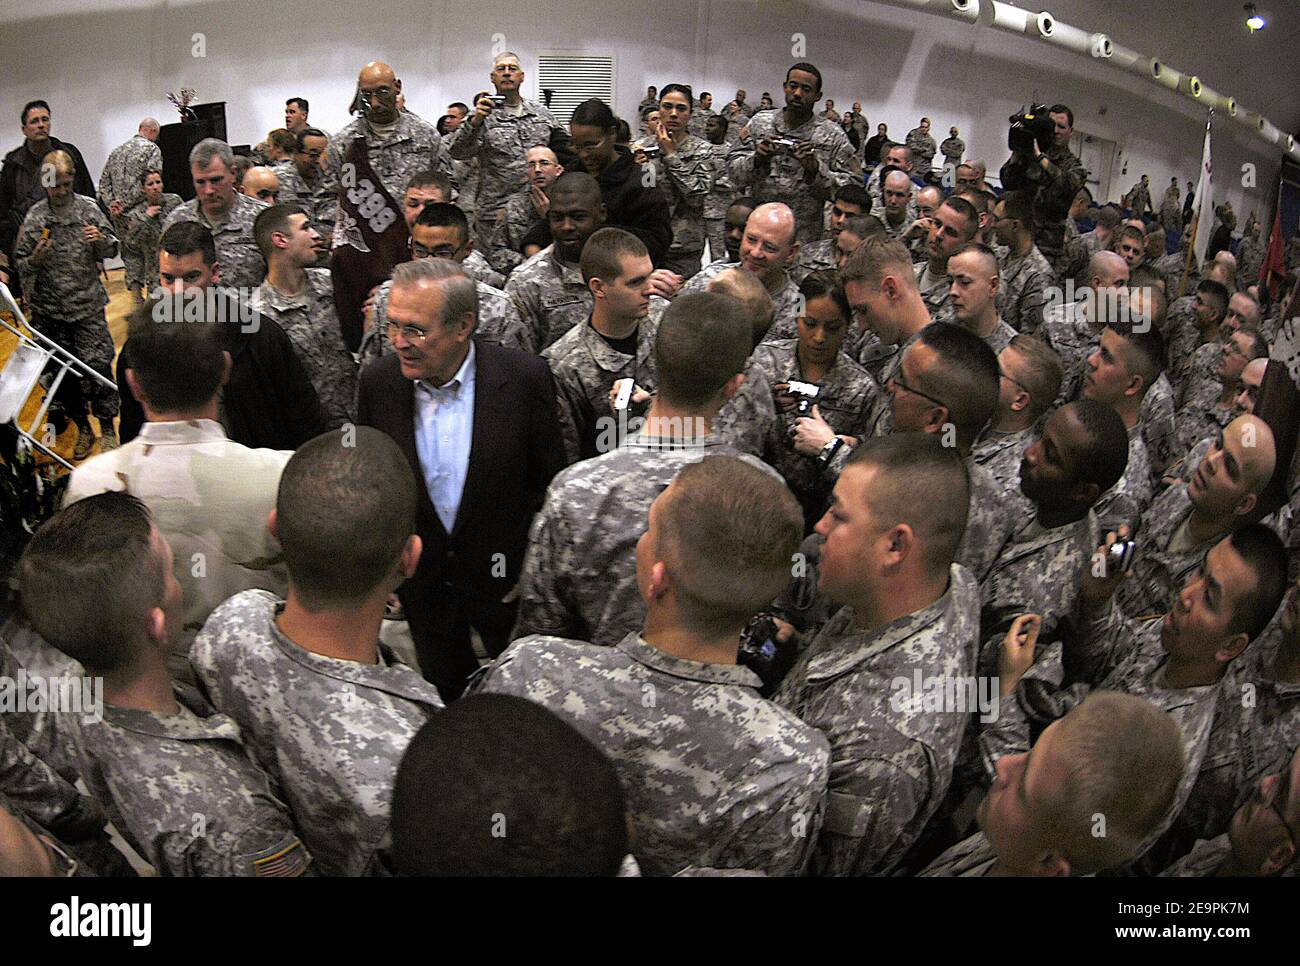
left=1245, top=4, right=1267, bottom=31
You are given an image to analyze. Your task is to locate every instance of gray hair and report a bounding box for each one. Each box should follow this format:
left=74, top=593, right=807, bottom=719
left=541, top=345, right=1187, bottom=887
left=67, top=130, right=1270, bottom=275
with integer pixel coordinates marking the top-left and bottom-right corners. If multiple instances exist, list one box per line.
left=189, top=138, right=234, bottom=171
left=391, top=258, right=479, bottom=331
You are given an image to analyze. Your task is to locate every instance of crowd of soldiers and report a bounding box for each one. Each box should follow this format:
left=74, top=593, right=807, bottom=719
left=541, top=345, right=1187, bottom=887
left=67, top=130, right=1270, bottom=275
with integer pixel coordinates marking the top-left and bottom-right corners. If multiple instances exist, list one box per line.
left=2, top=48, right=1300, bottom=878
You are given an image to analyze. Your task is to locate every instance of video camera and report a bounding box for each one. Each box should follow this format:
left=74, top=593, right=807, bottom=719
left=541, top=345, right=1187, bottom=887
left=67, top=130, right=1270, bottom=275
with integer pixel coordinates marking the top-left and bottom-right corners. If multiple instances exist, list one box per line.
left=1008, top=105, right=1056, bottom=156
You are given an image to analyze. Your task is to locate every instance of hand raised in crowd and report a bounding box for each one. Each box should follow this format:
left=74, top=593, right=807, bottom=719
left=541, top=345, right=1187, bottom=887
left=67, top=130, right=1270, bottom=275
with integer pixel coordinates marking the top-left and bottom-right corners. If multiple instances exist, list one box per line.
left=999, top=613, right=1041, bottom=698
left=646, top=268, right=682, bottom=300
left=1080, top=525, right=1133, bottom=612
left=607, top=378, right=651, bottom=413
left=471, top=96, right=495, bottom=128
left=792, top=139, right=819, bottom=174
left=82, top=223, right=104, bottom=244
left=529, top=184, right=550, bottom=218
left=30, top=235, right=54, bottom=265
left=791, top=404, right=837, bottom=456
left=108, top=200, right=125, bottom=217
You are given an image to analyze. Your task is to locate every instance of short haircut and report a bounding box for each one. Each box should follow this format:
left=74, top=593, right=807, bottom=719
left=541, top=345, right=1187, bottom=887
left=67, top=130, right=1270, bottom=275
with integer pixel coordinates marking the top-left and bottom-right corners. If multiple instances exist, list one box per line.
left=841, top=235, right=917, bottom=289
left=1226, top=524, right=1289, bottom=640
left=267, top=128, right=296, bottom=155
left=1106, top=316, right=1166, bottom=394
left=841, top=214, right=883, bottom=240
left=138, top=166, right=162, bottom=186
left=1129, top=283, right=1167, bottom=330
left=253, top=203, right=309, bottom=257
left=125, top=303, right=226, bottom=411
left=798, top=269, right=850, bottom=321
left=952, top=189, right=988, bottom=219
left=1128, top=265, right=1164, bottom=291
left=18, top=493, right=167, bottom=675
left=406, top=169, right=453, bottom=198
left=1115, top=225, right=1146, bottom=250
left=614, top=118, right=632, bottom=143
left=295, top=127, right=327, bottom=151
left=1236, top=326, right=1268, bottom=362
left=391, top=693, right=627, bottom=876
left=286, top=96, right=309, bottom=114
left=571, top=98, right=617, bottom=131
left=1049, top=103, right=1075, bottom=128
left=699, top=91, right=711, bottom=100
left=1047, top=691, right=1185, bottom=874
left=160, top=221, right=217, bottom=267
left=548, top=171, right=602, bottom=207
left=1063, top=399, right=1130, bottom=495
left=189, top=137, right=234, bottom=171
left=1000, top=190, right=1034, bottom=226
left=448, top=102, right=470, bottom=114
left=413, top=201, right=471, bottom=245
left=654, top=292, right=750, bottom=408
left=21, top=100, right=49, bottom=125
left=940, top=196, right=979, bottom=238
left=580, top=227, right=649, bottom=285
left=1198, top=279, right=1231, bottom=316
left=834, top=183, right=872, bottom=211
left=951, top=242, right=999, bottom=277
left=844, top=434, right=970, bottom=573
left=1095, top=205, right=1123, bottom=230
left=435, top=115, right=455, bottom=136
left=1006, top=334, right=1062, bottom=421
left=786, top=62, right=823, bottom=93
left=390, top=258, right=479, bottom=331
left=276, top=428, right=417, bottom=608
left=658, top=456, right=803, bottom=634
left=707, top=268, right=773, bottom=348
left=914, top=322, right=1000, bottom=447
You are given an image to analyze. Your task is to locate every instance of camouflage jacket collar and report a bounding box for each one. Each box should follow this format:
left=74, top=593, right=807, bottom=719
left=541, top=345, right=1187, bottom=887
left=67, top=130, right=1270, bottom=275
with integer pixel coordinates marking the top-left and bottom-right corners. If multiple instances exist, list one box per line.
left=135, top=419, right=228, bottom=445
left=543, top=245, right=585, bottom=285
left=996, top=510, right=1098, bottom=572
left=577, top=315, right=659, bottom=375
left=617, top=633, right=765, bottom=689
left=263, top=602, right=442, bottom=709
left=805, top=563, right=975, bottom=682
left=254, top=268, right=331, bottom=314
left=973, top=426, right=1034, bottom=465
left=101, top=682, right=243, bottom=744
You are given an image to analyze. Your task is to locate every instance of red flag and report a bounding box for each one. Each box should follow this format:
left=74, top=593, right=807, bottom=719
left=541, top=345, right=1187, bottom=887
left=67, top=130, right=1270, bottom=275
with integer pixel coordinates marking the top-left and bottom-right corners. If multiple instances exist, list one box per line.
left=1262, top=193, right=1286, bottom=299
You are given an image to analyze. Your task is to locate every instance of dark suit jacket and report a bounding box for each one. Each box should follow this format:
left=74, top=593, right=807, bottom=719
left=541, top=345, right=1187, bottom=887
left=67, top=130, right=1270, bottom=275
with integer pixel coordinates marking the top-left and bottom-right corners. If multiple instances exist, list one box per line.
left=356, top=339, right=565, bottom=607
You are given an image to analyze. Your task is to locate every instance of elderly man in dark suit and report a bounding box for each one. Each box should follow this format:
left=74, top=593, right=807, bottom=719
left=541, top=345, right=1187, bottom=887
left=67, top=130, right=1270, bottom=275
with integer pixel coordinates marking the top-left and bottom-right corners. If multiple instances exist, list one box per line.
left=356, top=257, right=564, bottom=699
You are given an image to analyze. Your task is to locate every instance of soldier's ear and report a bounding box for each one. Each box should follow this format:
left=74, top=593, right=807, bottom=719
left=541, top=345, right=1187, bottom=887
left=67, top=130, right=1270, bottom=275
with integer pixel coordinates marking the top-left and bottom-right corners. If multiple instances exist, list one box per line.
left=125, top=369, right=146, bottom=404
left=267, top=509, right=278, bottom=541
left=145, top=606, right=167, bottom=649
left=220, top=351, right=233, bottom=387
left=401, top=534, right=422, bottom=579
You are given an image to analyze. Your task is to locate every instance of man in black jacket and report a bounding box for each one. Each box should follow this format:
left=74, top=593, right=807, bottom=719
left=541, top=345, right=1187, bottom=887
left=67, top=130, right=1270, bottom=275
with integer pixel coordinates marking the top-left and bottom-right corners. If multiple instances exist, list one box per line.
left=357, top=257, right=564, bottom=699
left=115, top=222, right=326, bottom=450
left=520, top=98, right=670, bottom=265
left=0, top=100, right=95, bottom=293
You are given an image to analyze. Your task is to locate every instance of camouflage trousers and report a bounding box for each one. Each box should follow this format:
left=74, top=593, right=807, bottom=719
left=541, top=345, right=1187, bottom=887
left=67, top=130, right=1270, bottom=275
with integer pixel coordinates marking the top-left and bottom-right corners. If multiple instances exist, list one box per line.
left=31, top=311, right=120, bottom=421
left=704, top=217, right=727, bottom=265
left=113, top=215, right=152, bottom=291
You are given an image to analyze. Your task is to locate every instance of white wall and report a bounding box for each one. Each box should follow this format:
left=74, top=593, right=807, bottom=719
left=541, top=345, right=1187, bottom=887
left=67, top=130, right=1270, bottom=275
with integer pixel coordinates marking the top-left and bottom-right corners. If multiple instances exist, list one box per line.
left=0, top=0, right=1289, bottom=224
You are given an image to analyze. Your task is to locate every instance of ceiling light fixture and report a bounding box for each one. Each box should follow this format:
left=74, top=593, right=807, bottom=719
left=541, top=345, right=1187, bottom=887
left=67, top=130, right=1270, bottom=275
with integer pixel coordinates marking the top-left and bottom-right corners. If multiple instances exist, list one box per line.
left=1244, top=4, right=1267, bottom=31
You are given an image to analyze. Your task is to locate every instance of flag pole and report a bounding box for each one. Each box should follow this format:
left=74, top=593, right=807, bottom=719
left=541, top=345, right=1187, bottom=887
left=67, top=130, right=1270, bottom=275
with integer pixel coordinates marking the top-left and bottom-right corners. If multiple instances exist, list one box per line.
left=1178, top=109, right=1214, bottom=299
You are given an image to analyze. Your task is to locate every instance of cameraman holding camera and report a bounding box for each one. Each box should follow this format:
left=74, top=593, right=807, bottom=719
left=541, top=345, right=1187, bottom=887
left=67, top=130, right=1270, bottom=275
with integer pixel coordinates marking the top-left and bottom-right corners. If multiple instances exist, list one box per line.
left=999, top=103, right=1087, bottom=266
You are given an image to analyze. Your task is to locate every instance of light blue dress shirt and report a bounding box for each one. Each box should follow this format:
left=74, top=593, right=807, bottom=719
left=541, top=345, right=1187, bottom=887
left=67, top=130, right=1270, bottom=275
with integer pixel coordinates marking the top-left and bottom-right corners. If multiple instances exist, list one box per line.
left=413, top=342, right=476, bottom=533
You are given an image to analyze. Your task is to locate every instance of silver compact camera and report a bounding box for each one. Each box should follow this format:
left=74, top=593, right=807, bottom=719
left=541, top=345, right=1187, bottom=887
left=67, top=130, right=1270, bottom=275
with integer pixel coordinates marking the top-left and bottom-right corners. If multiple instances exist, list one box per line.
left=771, top=137, right=799, bottom=154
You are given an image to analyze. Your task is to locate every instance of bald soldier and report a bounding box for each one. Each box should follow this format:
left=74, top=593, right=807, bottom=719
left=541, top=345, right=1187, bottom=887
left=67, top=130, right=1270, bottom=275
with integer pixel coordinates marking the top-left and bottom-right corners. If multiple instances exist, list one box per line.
left=681, top=202, right=803, bottom=338
left=240, top=165, right=281, bottom=205
left=329, top=61, right=447, bottom=349
left=486, top=145, right=563, bottom=275
left=1039, top=249, right=1130, bottom=407
left=447, top=51, right=571, bottom=244
left=878, top=170, right=916, bottom=241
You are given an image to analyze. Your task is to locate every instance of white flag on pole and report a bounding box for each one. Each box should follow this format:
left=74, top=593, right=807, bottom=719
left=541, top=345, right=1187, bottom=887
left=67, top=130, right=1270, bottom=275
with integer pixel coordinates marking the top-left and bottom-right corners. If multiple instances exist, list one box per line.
left=1192, top=119, right=1214, bottom=269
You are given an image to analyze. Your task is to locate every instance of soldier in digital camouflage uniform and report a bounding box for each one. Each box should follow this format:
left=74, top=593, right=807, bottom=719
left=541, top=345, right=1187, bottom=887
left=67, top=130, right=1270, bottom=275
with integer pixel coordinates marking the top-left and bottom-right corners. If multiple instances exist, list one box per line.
left=631, top=85, right=716, bottom=277
left=503, top=243, right=594, bottom=353
left=683, top=255, right=803, bottom=337
left=14, top=151, right=120, bottom=451
left=482, top=455, right=829, bottom=876
left=446, top=52, right=570, bottom=244
left=484, top=144, right=562, bottom=275
left=122, top=170, right=182, bottom=292
left=905, top=118, right=938, bottom=182
left=701, top=116, right=736, bottom=262
left=544, top=313, right=659, bottom=466
left=726, top=64, right=861, bottom=244
left=75, top=684, right=311, bottom=877
left=992, top=192, right=1055, bottom=334
left=275, top=127, right=337, bottom=252
left=192, top=589, right=442, bottom=876
left=98, top=119, right=163, bottom=291
left=162, top=141, right=269, bottom=290
left=253, top=266, right=357, bottom=430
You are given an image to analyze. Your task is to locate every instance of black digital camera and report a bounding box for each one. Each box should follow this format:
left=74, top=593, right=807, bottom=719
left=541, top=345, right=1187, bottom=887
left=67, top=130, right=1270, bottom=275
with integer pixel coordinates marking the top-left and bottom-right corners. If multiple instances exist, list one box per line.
left=737, top=613, right=797, bottom=696
left=1008, top=105, right=1056, bottom=156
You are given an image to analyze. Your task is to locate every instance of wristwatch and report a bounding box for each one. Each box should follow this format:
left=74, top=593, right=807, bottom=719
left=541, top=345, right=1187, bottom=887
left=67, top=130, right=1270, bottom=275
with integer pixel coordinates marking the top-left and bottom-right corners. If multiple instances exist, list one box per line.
left=817, top=437, right=844, bottom=467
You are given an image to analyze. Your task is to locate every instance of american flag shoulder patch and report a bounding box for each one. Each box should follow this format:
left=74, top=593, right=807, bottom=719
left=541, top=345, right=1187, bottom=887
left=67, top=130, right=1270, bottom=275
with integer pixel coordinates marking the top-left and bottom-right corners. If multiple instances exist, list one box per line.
left=249, top=837, right=309, bottom=877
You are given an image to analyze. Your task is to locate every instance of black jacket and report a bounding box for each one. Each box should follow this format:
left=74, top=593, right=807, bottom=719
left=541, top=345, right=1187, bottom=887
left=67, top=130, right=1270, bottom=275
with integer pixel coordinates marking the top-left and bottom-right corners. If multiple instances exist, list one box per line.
left=520, top=145, right=672, bottom=265
left=0, top=138, right=95, bottom=256
left=355, top=340, right=564, bottom=607
left=116, top=292, right=326, bottom=450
